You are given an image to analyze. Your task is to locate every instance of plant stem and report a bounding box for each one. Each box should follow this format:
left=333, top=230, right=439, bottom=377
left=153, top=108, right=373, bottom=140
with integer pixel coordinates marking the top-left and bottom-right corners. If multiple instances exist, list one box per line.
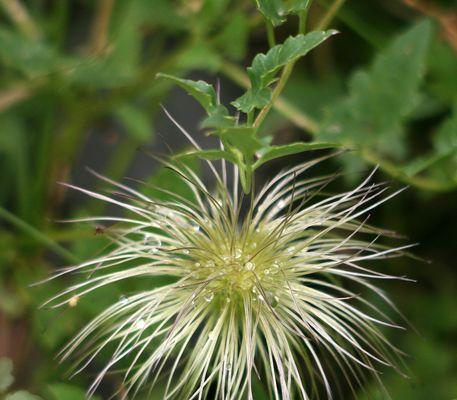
left=0, top=206, right=79, bottom=263
left=89, top=0, right=114, bottom=54
left=266, top=21, right=276, bottom=47
left=0, top=0, right=41, bottom=39
left=220, top=62, right=318, bottom=133
left=316, top=0, right=346, bottom=30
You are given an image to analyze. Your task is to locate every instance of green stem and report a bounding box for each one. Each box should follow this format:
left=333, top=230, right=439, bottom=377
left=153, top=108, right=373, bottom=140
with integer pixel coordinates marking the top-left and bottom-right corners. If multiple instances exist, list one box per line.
left=0, top=206, right=79, bottom=263
left=220, top=62, right=319, bottom=133
left=266, top=21, right=276, bottom=47
left=316, top=0, right=346, bottom=30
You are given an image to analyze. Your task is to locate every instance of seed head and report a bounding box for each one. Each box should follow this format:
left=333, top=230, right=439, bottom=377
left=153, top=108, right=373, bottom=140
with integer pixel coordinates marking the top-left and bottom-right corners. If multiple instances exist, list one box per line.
left=44, top=155, right=410, bottom=399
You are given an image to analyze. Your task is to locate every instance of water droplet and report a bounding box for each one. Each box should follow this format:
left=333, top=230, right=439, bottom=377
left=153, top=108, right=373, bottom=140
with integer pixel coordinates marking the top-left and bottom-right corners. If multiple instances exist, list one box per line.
left=235, top=249, right=242, bottom=259
left=183, top=249, right=189, bottom=255
left=204, top=292, right=214, bottom=302
left=277, top=199, right=286, bottom=208
left=270, top=263, right=280, bottom=275
left=258, top=294, right=265, bottom=302
left=255, top=228, right=260, bottom=233
left=194, top=262, right=201, bottom=268
left=251, top=242, right=257, bottom=249
left=207, top=260, right=215, bottom=268
left=245, top=262, right=255, bottom=271
left=119, top=295, right=128, bottom=305
left=151, top=247, right=158, bottom=254
left=193, top=225, right=200, bottom=232
left=287, top=246, right=295, bottom=253
left=252, top=286, right=257, bottom=294
left=208, top=330, right=216, bottom=341
left=264, top=268, right=270, bottom=275
left=226, top=363, right=232, bottom=371
left=69, top=295, right=79, bottom=307
left=271, top=295, right=279, bottom=308
left=225, top=297, right=231, bottom=303
left=135, top=319, right=146, bottom=329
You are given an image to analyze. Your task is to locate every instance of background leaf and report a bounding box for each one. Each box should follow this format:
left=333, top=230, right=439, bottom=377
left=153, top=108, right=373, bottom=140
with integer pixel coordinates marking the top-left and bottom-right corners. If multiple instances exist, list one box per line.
left=318, top=20, right=432, bottom=159
left=0, top=358, right=14, bottom=393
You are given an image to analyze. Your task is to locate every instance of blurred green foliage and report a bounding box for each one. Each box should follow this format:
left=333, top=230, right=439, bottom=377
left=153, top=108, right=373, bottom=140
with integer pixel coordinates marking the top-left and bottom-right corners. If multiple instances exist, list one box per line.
left=0, top=0, right=456, bottom=399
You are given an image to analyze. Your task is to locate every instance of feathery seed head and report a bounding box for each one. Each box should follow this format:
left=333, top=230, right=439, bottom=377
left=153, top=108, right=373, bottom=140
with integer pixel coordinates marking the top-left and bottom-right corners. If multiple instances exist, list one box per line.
left=44, top=153, right=410, bottom=400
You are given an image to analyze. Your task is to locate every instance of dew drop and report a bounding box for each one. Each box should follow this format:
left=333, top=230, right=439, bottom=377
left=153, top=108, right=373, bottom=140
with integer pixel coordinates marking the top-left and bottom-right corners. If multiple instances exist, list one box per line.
left=226, top=363, right=232, bottom=371
left=135, top=319, right=146, bottom=329
left=119, top=295, right=129, bottom=305
left=245, top=262, right=255, bottom=271
left=204, top=292, right=214, bottom=302
left=235, top=249, right=242, bottom=259
left=183, top=249, right=190, bottom=255
left=225, top=297, right=231, bottom=303
left=69, top=295, right=79, bottom=307
left=193, top=225, right=200, bottom=232
left=270, top=262, right=280, bottom=275
left=207, top=260, right=215, bottom=268
left=208, top=330, right=216, bottom=341
left=194, top=262, right=201, bottom=267
left=271, top=295, right=279, bottom=308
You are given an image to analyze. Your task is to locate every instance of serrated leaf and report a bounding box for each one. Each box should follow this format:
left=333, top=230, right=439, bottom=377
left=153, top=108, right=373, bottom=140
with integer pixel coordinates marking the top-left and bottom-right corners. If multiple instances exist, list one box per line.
left=231, top=88, right=272, bottom=113
left=254, top=0, right=310, bottom=25
left=175, top=149, right=239, bottom=165
left=0, top=358, right=13, bottom=393
left=254, top=0, right=285, bottom=26
left=232, top=31, right=337, bottom=113
left=216, top=126, right=263, bottom=160
left=318, top=20, right=432, bottom=159
left=157, top=73, right=217, bottom=114
left=114, top=104, right=152, bottom=142
left=287, top=0, right=311, bottom=13
left=253, top=141, right=339, bottom=169
left=158, top=74, right=234, bottom=129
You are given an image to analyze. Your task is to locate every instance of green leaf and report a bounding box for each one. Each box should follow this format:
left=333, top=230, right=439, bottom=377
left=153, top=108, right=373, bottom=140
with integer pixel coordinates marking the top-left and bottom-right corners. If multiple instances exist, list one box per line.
left=216, top=126, right=263, bottom=160
left=47, top=384, right=100, bottom=400
left=157, top=74, right=234, bottom=129
left=434, top=104, right=457, bottom=155
left=287, top=0, right=311, bottom=13
left=5, top=391, right=43, bottom=400
left=214, top=12, right=249, bottom=60
left=175, top=149, right=239, bottom=165
left=142, top=157, right=201, bottom=203
left=254, top=0, right=311, bottom=26
left=254, top=0, right=285, bottom=26
left=253, top=142, right=339, bottom=169
left=114, top=104, right=153, bottom=142
left=0, top=28, right=58, bottom=78
left=0, top=358, right=13, bottom=393
left=318, top=20, right=432, bottom=159
left=157, top=73, right=217, bottom=114
left=232, top=31, right=338, bottom=113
